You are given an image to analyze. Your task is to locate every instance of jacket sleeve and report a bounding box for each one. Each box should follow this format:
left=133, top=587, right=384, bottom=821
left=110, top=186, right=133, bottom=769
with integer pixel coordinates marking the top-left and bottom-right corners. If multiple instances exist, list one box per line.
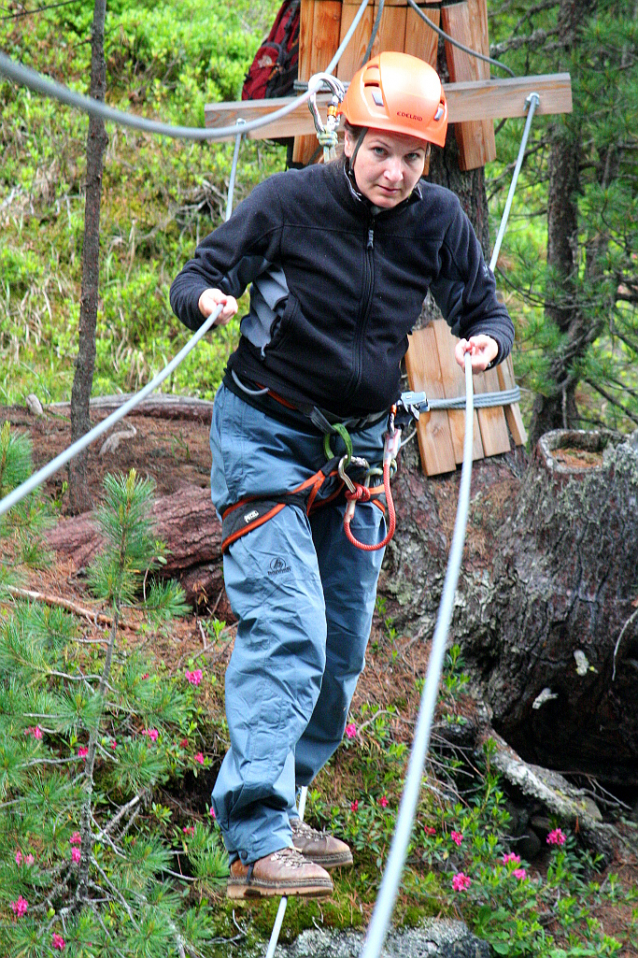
left=429, top=195, right=514, bottom=366
left=169, top=177, right=285, bottom=331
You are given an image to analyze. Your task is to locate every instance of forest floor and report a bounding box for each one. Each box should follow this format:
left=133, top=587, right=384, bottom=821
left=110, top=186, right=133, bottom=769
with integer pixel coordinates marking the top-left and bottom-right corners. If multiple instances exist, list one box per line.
left=2, top=400, right=638, bottom=954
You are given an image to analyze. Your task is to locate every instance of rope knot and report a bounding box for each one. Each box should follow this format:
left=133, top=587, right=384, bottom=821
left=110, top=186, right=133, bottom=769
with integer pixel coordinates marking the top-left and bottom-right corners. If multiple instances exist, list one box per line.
left=345, top=484, right=371, bottom=503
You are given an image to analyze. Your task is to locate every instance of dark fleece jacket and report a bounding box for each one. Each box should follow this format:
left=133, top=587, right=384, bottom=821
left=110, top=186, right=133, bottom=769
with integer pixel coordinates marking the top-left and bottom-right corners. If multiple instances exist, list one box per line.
left=170, top=160, right=514, bottom=417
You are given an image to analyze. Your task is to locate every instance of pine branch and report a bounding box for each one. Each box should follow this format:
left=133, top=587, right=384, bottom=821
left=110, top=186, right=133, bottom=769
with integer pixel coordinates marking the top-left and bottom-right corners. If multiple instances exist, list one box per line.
left=584, top=379, right=638, bottom=426
left=5, top=585, right=125, bottom=627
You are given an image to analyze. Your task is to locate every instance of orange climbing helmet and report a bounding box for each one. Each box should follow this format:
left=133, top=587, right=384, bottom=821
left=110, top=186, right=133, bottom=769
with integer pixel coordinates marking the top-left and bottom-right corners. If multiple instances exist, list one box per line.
left=340, top=51, right=448, bottom=148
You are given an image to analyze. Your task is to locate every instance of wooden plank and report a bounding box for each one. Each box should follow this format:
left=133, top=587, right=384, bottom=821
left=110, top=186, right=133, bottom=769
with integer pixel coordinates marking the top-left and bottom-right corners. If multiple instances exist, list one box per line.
left=497, top=354, right=527, bottom=446
left=377, top=4, right=408, bottom=54
left=293, top=0, right=342, bottom=164
left=474, top=366, right=512, bottom=456
left=405, top=327, right=457, bottom=476
left=404, top=5, right=440, bottom=67
left=441, top=0, right=496, bottom=171
left=204, top=74, right=572, bottom=141
left=432, top=320, right=484, bottom=464
left=335, top=0, right=375, bottom=81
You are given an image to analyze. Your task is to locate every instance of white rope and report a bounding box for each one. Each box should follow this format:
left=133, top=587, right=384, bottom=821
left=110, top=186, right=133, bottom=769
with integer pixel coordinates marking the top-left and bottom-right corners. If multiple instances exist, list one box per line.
left=359, top=354, right=474, bottom=958
left=264, top=786, right=308, bottom=958
left=0, top=307, right=222, bottom=518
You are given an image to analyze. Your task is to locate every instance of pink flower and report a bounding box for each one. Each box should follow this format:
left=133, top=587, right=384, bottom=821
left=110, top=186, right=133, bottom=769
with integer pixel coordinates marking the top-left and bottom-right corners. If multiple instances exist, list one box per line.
left=344, top=723, right=357, bottom=739
left=141, top=729, right=159, bottom=742
left=25, top=853, right=35, bottom=865
left=423, top=826, right=436, bottom=837
left=350, top=800, right=359, bottom=812
left=110, top=740, right=117, bottom=750
left=183, top=826, right=195, bottom=836
left=185, top=669, right=203, bottom=686
left=69, top=832, right=82, bottom=846
left=15, top=850, right=23, bottom=865
left=77, top=746, right=89, bottom=759
left=502, top=852, right=521, bottom=865
left=24, top=726, right=43, bottom=739
left=52, top=933, right=66, bottom=950
left=194, top=752, right=204, bottom=765
left=451, top=830, right=463, bottom=846
left=452, top=872, right=471, bottom=892
left=11, top=896, right=28, bottom=917
left=547, top=828, right=566, bottom=846
left=209, top=807, right=216, bottom=819
left=379, top=796, right=389, bottom=808
left=512, top=868, right=527, bottom=881
left=141, top=673, right=150, bottom=680
left=179, top=738, right=189, bottom=748
left=71, top=847, right=81, bottom=863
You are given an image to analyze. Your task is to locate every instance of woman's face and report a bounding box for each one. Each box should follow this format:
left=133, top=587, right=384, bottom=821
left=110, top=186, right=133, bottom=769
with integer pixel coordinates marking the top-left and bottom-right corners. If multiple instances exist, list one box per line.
left=343, top=128, right=427, bottom=209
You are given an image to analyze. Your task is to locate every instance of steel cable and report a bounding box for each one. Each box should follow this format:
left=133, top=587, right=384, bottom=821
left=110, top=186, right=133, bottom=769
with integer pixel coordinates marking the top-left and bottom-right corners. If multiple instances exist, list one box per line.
left=0, top=51, right=327, bottom=140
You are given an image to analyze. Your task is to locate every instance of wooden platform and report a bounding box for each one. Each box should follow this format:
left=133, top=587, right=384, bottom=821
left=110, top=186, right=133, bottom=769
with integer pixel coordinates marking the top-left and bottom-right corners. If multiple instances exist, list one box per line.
left=205, top=73, right=572, bottom=141
left=404, top=321, right=526, bottom=476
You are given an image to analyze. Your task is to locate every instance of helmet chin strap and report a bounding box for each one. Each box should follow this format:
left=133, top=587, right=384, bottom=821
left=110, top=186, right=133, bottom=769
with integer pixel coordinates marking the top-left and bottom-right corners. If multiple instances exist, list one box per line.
left=348, top=127, right=368, bottom=175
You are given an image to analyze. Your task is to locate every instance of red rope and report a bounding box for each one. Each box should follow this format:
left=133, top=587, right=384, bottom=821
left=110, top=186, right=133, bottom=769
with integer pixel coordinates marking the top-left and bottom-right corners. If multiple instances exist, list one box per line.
left=343, top=459, right=396, bottom=551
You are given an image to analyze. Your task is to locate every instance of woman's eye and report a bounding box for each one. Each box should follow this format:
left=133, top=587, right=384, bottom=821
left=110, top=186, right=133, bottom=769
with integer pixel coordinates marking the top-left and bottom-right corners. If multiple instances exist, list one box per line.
left=372, top=147, right=386, bottom=157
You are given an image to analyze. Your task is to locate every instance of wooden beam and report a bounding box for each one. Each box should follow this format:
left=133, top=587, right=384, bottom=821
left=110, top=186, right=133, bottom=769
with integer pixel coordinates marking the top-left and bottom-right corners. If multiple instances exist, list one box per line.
left=204, top=73, right=572, bottom=142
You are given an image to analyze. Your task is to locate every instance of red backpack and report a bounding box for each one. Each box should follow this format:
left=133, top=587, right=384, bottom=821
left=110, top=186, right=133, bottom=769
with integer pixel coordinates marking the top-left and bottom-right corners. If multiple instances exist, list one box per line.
left=241, top=0, right=301, bottom=101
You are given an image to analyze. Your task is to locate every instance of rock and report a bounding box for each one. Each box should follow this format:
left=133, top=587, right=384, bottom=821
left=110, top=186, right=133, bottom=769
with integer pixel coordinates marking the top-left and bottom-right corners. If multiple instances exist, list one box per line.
left=276, top=920, right=490, bottom=958
left=99, top=425, right=137, bottom=456
left=25, top=393, right=44, bottom=416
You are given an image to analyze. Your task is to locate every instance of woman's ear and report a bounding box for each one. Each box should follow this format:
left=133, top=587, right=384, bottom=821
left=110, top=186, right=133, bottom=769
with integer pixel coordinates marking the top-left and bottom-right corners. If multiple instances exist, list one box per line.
left=343, top=130, right=354, bottom=159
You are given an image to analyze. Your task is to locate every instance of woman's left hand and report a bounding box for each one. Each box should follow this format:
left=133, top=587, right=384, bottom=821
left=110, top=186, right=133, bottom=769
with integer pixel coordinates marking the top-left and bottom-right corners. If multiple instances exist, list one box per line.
left=454, top=335, right=499, bottom=372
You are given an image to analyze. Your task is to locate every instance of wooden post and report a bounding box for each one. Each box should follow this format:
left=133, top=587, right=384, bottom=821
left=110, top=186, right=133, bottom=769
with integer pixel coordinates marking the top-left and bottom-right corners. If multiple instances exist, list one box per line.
left=441, top=0, right=496, bottom=170
left=293, top=0, right=342, bottom=165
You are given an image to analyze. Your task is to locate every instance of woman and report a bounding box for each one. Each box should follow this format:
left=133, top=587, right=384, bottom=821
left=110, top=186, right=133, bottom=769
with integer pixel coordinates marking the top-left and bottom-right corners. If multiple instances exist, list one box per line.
left=170, top=51, right=514, bottom=899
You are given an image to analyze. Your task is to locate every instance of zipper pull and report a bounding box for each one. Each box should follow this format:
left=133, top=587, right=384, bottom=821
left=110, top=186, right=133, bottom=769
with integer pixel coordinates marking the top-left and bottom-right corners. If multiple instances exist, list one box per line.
left=367, top=225, right=374, bottom=250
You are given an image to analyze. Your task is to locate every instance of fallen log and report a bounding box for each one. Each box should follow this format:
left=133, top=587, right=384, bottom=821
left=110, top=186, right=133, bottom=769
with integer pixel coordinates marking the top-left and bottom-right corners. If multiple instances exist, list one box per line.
left=46, top=483, right=227, bottom=612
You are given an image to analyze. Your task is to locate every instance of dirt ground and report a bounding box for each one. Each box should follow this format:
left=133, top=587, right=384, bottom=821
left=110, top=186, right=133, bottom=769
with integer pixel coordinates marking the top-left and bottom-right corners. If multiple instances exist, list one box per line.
left=2, top=399, right=638, bottom=951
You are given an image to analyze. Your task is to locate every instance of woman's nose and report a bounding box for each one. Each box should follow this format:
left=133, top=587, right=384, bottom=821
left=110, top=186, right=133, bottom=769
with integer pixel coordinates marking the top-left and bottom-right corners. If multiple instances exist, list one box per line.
left=382, top=156, right=403, bottom=182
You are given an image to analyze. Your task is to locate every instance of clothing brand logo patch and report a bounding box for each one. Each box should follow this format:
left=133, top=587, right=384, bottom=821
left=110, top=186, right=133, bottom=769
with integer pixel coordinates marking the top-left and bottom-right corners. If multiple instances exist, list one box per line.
left=268, top=556, right=290, bottom=576
left=244, top=510, right=259, bottom=523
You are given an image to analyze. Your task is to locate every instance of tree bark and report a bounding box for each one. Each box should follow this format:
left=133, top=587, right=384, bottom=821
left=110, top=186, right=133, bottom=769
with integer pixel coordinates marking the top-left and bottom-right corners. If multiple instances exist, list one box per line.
left=68, top=0, right=109, bottom=514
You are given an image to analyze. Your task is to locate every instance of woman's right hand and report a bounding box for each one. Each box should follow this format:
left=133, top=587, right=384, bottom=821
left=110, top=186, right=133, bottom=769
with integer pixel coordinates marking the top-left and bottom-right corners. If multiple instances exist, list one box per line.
left=198, top=288, right=238, bottom=326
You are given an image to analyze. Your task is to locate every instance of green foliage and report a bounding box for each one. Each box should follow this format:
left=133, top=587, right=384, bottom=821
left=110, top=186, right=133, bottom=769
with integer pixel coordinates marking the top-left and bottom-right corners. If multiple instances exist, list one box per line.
left=488, top=0, right=638, bottom=433
left=0, top=0, right=285, bottom=407
left=0, top=471, right=226, bottom=956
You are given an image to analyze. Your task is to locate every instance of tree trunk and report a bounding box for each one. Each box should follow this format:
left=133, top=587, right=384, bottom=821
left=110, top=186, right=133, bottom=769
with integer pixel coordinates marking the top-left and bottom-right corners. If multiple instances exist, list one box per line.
left=460, top=429, right=638, bottom=786
left=68, top=0, right=109, bottom=514
left=528, top=0, right=599, bottom=445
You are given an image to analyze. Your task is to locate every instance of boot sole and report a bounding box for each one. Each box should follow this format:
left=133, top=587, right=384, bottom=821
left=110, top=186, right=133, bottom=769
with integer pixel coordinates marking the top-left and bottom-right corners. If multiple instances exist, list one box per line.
left=227, top=880, right=333, bottom=900
left=307, top=852, right=353, bottom=869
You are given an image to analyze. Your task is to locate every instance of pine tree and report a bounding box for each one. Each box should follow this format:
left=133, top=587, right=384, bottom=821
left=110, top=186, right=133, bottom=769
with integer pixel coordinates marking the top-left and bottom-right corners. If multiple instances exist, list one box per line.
left=1, top=448, right=227, bottom=957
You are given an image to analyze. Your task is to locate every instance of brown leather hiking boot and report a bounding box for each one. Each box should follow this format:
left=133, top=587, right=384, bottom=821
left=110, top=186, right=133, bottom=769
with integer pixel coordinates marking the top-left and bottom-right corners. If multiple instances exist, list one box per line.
left=291, top=818, right=353, bottom=869
left=226, top=847, right=333, bottom=900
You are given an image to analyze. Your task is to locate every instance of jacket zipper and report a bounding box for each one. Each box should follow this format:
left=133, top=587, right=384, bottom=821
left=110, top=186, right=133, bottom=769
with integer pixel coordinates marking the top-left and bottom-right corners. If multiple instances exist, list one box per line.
left=346, top=218, right=376, bottom=401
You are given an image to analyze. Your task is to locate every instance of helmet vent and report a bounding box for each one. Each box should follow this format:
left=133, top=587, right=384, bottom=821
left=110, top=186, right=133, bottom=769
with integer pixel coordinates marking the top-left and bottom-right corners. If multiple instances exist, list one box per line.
left=371, top=89, right=384, bottom=106
left=434, top=105, right=444, bottom=121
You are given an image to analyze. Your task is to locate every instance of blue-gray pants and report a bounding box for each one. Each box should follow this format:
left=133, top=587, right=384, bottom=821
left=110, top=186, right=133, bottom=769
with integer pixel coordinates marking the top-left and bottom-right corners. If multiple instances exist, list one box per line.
left=209, top=384, right=386, bottom=864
